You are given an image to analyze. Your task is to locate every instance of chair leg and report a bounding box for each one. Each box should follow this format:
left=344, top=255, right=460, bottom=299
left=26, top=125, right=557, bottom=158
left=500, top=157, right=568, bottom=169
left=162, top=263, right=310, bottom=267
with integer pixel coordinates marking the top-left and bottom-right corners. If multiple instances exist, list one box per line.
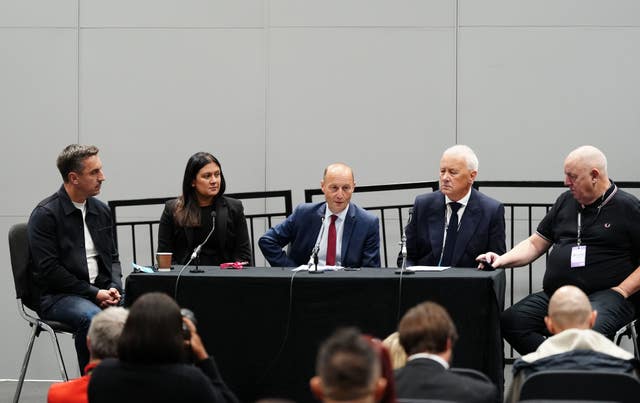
left=13, top=324, right=39, bottom=403
left=41, top=323, right=69, bottom=381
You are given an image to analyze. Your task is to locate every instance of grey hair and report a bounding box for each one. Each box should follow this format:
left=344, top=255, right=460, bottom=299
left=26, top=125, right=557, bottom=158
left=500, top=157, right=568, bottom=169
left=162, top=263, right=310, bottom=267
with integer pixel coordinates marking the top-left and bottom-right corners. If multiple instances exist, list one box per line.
left=443, top=145, right=479, bottom=171
left=56, top=144, right=100, bottom=182
left=88, top=307, right=129, bottom=360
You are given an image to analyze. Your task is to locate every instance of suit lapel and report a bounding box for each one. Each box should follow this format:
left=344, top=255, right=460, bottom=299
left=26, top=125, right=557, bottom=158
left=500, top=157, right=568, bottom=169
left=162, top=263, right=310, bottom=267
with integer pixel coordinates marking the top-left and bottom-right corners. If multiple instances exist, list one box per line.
left=341, top=204, right=356, bottom=257
left=429, top=194, right=446, bottom=262
left=452, top=188, right=481, bottom=266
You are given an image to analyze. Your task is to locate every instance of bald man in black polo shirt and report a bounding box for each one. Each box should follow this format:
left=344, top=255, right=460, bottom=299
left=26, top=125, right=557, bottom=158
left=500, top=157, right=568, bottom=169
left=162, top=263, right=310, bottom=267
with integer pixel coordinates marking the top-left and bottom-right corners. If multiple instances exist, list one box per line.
left=478, top=145, right=640, bottom=354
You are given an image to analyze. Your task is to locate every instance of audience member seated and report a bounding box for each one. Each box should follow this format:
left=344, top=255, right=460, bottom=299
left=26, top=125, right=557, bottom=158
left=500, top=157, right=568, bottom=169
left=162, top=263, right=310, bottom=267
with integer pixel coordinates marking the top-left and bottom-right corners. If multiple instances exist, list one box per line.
left=48, top=307, right=128, bottom=403
left=88, top=292, right=238, bottom=403
left=310, top=327, right=388, bottom=403
left=157, top=152, right=251, bottom=266
left=395, top=301, right=497, bottom=403
left=382, top=332, right=407, bottom=370
left=506, top=285, right=639, bottom=403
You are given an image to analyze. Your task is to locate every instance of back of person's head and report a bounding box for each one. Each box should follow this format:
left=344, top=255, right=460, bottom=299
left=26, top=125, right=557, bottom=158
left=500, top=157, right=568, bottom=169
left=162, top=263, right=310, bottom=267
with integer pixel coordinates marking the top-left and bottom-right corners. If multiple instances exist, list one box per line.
left=118, top=292, right=185, bottom=365
left=88, top=307, right=128, bottom=360
left=545, top=285, right=596, bottom=334
left=311, top=327, right=386, bottom=403
left=382, top=332, right=407, bottom=370
left=398, top=301, right=458, bottom=356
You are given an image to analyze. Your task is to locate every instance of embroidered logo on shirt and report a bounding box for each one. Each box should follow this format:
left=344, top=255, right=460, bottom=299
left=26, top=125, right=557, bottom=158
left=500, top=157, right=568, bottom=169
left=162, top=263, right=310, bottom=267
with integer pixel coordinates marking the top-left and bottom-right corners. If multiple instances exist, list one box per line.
left=604, top=223, right=611, bottom=229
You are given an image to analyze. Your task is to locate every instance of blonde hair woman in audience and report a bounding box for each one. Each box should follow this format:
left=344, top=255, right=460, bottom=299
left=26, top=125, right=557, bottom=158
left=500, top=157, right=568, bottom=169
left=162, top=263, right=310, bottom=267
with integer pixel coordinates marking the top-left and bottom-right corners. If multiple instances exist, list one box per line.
left=383, top=331, right=407, bottom=369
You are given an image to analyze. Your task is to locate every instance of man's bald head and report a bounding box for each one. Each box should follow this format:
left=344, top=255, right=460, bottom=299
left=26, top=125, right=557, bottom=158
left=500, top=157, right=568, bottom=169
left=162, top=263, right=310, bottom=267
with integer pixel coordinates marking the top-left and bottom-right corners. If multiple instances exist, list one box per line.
left=545, top=285, right=596, bottom=334
left=565, top=145, right=608, bottom=177
left=563, top=145, right=611, bottom=206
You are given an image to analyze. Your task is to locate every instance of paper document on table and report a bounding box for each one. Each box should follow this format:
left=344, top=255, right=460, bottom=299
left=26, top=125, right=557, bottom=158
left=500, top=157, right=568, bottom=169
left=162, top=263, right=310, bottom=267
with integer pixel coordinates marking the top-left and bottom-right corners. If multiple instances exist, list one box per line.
left=292, top=265, right=343, bottom=272
left=407, top=266, right=449, bottom=272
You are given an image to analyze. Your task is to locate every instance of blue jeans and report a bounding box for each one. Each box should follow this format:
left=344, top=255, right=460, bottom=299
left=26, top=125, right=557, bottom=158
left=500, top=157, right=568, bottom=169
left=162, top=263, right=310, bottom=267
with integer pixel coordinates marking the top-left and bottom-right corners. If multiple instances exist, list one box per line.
left=501, top=288, right=635, bottom=355
left=39, top=294, right=101, bottom=372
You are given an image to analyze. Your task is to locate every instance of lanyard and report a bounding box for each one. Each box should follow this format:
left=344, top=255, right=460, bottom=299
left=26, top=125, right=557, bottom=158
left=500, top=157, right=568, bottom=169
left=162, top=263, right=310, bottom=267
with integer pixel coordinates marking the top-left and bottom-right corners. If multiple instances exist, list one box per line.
left=577, top=185, right=617, bottom=245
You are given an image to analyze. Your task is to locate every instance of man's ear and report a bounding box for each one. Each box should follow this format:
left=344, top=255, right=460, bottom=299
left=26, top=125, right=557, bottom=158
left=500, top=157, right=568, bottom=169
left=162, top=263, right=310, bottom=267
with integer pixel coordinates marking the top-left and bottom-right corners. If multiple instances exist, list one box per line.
left=544, top=316, right=555, bottom=334
left=589, top=310, right=598, bottom=328
left=68, top=172, right=79, bottom=185
left=469, top=170, right=478, bottom=183
left=373, top=377, right=388, bottom=402
left=310, top=376, right=323, bottom=400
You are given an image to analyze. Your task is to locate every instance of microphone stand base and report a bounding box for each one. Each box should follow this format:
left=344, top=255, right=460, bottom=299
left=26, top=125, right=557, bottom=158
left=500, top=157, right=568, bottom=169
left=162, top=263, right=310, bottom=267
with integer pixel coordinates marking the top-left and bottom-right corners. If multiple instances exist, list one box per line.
left=189, top=267, right=205, bottom=273
left=308, top=269, right=325, bottom=274
left=394, top=269, right=415, bottom=275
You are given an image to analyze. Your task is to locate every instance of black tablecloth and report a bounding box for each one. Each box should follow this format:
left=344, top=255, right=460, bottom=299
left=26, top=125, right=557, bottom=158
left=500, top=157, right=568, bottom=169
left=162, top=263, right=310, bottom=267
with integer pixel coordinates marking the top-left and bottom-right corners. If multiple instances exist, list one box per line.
left=125, top=267, right=505, bottom=402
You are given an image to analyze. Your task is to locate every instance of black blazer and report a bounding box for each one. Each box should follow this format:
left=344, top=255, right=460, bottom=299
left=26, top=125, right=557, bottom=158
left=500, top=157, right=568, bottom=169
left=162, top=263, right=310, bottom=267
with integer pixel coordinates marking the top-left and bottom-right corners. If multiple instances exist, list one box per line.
left=404, top=188, right=506, bottom=268
left=88, top=357, right=238, bottom=403
left=157, top=196, right=252, bottom=266
left=395, top=358, right=497, bottom=403
left=28, top=186, right=122, bottom=306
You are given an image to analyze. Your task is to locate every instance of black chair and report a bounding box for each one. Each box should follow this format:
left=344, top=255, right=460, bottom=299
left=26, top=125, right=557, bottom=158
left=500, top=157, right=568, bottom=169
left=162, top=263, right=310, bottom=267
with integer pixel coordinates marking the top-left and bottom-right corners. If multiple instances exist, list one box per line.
left=518, top=370, right=640, bottom=402
left=8, top=223, right=73, bottom=403
left=615, top=319, right=639, bottom=359
left=450, top=367, right=493, bottom=383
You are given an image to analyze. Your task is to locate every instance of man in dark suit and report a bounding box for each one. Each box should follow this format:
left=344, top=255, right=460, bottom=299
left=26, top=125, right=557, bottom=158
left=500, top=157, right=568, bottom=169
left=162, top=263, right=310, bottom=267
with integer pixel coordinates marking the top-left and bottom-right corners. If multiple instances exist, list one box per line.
left=404, top=145, right=505, bottom=268
left=259, top=163, right=380, bottom=268
left=395, top=301, right=497, bottom=403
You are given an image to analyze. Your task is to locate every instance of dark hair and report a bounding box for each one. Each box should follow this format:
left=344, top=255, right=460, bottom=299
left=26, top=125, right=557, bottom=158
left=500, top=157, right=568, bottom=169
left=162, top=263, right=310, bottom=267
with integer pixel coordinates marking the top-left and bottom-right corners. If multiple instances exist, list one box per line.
left=117, top=292, right=185, bottom=365
left=174, top=152, right=226, bottom=227
left=56, top=144, right=99, bottom=182
left=316, top=327, right=379, bottom=401
left=398, top=301, right=458, bottom=356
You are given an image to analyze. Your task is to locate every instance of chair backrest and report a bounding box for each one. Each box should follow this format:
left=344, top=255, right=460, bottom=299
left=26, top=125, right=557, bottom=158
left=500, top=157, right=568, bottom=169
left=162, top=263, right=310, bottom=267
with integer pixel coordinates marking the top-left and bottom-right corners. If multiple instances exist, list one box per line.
left=519, top=370, right=640, bottom=403
left=449, top=367, right=493, bottom=384
left=8, top=222, right=37, bottom=310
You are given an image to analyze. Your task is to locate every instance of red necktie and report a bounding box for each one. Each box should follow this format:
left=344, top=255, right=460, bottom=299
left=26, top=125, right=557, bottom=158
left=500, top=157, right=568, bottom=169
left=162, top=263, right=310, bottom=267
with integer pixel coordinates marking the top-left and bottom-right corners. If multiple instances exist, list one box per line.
left=326, top=215, right=338, bottom=266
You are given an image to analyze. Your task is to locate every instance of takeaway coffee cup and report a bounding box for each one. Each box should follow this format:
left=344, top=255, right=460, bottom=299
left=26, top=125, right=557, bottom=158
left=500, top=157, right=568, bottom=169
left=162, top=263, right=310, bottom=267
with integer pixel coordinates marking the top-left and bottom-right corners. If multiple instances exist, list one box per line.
left=156, top=252, right=172, bottom=271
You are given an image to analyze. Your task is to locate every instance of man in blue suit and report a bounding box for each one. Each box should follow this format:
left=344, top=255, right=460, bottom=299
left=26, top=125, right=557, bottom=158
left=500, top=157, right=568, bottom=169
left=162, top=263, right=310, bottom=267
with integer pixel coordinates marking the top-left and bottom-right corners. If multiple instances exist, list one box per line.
left=404, top=145, right=505, bottom=268
left=259, top=163, right=380, bottom=268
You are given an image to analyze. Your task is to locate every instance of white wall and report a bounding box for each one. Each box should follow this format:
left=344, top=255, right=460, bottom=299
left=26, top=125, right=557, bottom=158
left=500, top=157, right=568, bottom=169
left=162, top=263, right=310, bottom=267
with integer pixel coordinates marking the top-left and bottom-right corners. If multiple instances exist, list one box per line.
left=1, top=0, right=639, bottom=379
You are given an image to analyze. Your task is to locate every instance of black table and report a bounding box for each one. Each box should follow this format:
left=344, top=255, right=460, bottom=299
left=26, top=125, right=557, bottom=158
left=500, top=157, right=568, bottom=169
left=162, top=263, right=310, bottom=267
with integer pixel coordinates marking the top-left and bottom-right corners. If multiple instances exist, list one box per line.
left=125, top=267, right=505, bottom=402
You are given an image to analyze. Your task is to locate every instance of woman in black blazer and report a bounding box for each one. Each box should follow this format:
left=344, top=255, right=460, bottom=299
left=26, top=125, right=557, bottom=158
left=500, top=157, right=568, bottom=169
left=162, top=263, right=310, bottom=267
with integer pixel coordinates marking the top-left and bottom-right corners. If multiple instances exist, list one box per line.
left=157, top=152, right=251, bottom=266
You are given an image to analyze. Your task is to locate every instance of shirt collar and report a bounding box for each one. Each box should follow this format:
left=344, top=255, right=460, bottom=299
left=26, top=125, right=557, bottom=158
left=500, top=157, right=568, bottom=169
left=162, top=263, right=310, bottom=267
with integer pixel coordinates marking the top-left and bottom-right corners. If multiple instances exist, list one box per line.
left=325, top=203, right=349, bottom=221
left=408, top=352, right=450, bottom=369
left=445, top=187, right=472, bottom=207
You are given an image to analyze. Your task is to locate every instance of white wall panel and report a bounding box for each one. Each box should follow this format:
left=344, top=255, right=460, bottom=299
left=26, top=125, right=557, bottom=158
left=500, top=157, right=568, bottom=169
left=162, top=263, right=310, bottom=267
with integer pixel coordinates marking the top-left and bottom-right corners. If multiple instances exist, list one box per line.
left=0, top=0, right=76, bottom=27
left=270, top=0, right=453, bottom=27
left=460, top=0, right=640, bottom=26
left=0, top=29, right=78, bottom=216
left=80, top=0, right=264, bottom=28
left=80, top=28, right=266, bottom=203
left=458, top=27, right=640, bottom=181
left=268, top=28, right=455, bottom=203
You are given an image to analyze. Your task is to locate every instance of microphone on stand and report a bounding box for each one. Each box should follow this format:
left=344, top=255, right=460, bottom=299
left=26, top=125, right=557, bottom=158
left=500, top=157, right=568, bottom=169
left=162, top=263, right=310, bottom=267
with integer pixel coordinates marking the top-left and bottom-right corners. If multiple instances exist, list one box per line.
left=309, top=216, right=326, bottom=274
left=395, top=208, right=415, bottom=275
left=189, top=211, right=216, bottom=273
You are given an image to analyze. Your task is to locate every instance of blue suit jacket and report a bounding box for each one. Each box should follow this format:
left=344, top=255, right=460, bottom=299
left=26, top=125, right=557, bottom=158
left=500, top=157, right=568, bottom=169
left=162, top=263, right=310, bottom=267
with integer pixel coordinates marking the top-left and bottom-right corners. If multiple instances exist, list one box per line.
left=405, top=188, right=506, bottom=268
left=258, top=202, right=381, bottom=268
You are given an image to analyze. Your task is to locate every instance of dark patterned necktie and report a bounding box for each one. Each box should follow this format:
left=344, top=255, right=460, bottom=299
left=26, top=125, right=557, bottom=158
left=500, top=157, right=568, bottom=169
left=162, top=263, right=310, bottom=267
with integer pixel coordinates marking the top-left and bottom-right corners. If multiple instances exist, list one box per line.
left=440, top=202, right=462, bottom=266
